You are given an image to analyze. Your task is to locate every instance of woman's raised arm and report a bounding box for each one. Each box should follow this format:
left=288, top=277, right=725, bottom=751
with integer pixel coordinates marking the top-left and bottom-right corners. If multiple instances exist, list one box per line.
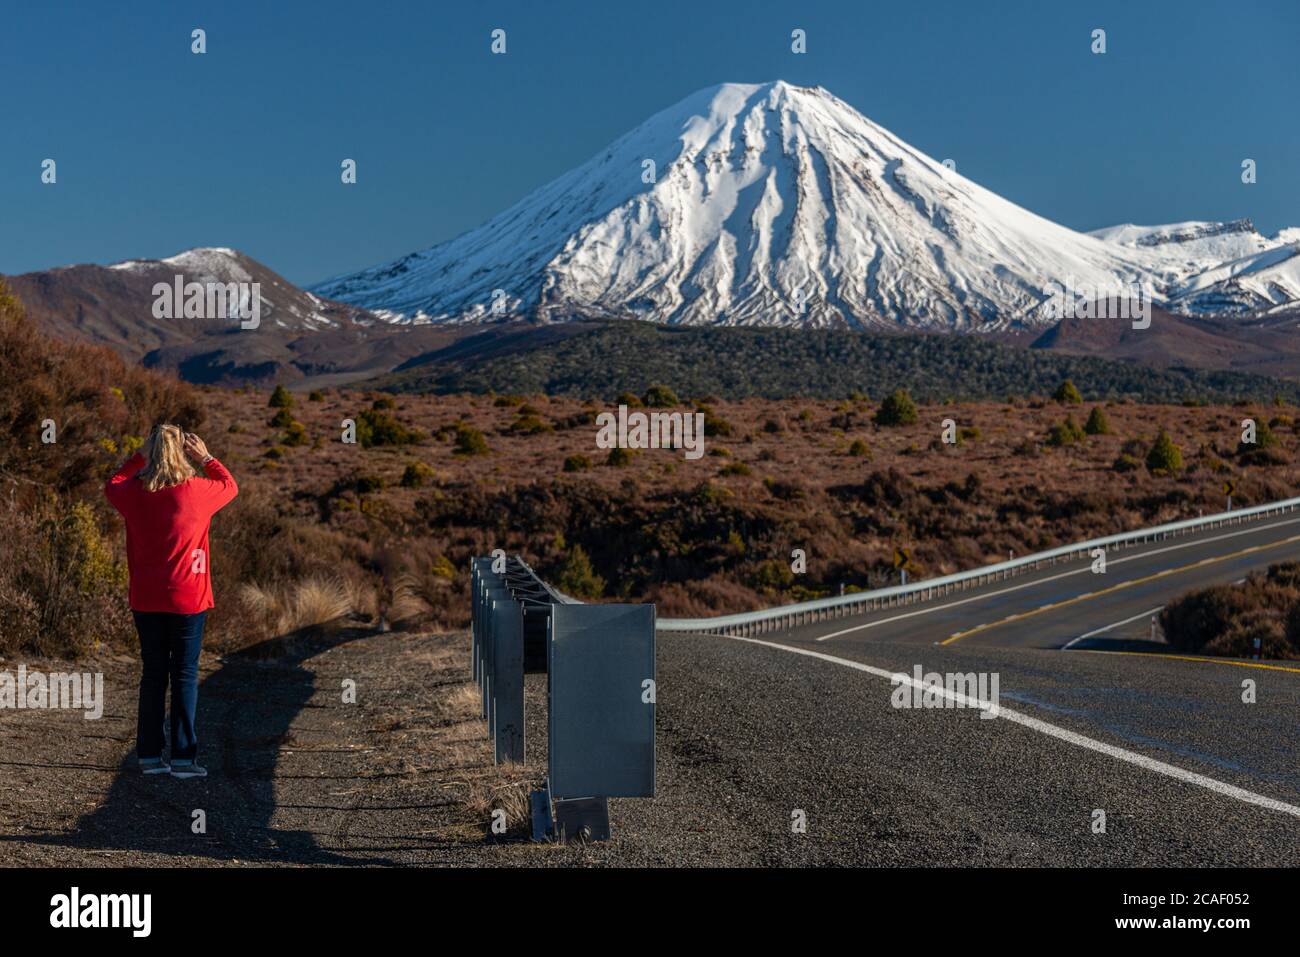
left=104, top=451, right=145, bottom=509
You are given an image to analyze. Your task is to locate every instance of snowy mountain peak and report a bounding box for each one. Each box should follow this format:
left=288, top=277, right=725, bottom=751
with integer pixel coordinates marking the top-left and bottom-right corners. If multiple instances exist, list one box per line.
left=98, top=247, right=377, bottom=331
left=314, top=82, right=1295, bottom=328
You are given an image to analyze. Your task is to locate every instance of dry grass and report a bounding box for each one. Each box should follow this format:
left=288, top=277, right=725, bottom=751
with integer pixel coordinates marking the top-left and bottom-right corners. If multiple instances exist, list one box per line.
left=463, top=764, right=533, bottom=830
left=236, top=575, right=353, bottom=638
left=392, top=640, right=541, bottom=836
left=386, top=572, right=431, bottom=627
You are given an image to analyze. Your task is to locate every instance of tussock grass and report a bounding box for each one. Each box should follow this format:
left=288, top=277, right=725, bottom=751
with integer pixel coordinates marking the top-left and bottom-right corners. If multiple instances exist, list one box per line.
left=237, top=575, right=353, bottom=638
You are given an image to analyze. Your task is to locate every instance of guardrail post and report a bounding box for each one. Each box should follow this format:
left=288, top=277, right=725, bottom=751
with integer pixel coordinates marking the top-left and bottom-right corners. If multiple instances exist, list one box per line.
left=483, top=585, right=512, bottom=730
left=534, top=602, right=655, bottom=843
left=489, top=593, right=525, bottom=764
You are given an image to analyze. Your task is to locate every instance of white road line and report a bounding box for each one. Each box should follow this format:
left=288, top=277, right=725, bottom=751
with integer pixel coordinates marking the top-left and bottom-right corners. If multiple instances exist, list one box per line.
left=812, top=515, right=1300, bottom=643
left=716, top=633, right=1300, bottom=821
left=1061, top=606, right=1164, bottom=650
left=717, top=634, right=1300, bottom=821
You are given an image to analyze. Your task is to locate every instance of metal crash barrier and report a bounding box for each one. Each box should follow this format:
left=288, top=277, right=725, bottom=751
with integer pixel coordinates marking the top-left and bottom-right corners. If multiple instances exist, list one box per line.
left=470, top=555, right=655, bottom=842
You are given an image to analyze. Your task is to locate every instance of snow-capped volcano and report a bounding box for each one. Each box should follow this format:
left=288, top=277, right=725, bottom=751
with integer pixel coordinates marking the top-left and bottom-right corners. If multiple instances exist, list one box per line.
left=314, top=81, right=1292, bottom=329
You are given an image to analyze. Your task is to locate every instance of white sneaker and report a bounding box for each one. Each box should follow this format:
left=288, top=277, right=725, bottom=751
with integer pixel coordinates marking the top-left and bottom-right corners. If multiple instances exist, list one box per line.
left=139, top=758, right=170, bottom=775
left=169, top=761, right=208, bottom=779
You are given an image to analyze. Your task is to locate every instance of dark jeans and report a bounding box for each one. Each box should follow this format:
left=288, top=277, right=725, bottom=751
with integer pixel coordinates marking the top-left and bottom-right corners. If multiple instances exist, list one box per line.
left=133, top=611, right=207, bottom=762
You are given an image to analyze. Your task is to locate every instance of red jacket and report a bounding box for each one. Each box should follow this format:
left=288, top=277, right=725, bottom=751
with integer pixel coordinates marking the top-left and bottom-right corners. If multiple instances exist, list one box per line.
left=105, top=453, right=239, bottom=614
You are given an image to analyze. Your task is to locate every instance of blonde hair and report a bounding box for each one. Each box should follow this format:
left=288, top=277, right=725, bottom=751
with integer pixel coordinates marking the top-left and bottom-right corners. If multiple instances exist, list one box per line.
left=138, top=424, right=196, bottom=492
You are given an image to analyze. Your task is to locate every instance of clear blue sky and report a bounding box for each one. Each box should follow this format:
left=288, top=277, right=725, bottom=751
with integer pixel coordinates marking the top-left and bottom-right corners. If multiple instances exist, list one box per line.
left=2, top=0, right=1296, bottom=286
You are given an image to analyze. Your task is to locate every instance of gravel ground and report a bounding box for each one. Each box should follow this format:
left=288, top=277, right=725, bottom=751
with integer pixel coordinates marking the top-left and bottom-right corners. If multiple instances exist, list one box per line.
left=3, top=627, right=1296, bottom=867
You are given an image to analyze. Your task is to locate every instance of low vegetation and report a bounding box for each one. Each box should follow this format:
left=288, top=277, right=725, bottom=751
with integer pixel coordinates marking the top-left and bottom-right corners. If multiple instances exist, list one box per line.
left=1160, top=563, right=1300, bottom=659
left=373, top=320, right=1300, bottom=404
left=3, top=280, right=1299, bottom=660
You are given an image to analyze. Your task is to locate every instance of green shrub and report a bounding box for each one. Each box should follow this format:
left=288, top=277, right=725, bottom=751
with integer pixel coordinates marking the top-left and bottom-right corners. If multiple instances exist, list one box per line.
left=308, top=390, right=325, bottom=402
left=554, top=545, right=604, bottom=599
left=606, top=447, right=634, bottom=467
left=400, top=461, right=435, bottom=488
left=1053, top=379, right=1083, bottom=404
left=282, top=420, right=308, bottom=447
left=616, top=391, right=643, bottom=408
left=873, top=389, right=918, bottom=426
left=353, top=474, right=385, bottom=495
left=749, top=559, right=795, bottom=593
left=1084, top=407, right=1111, bottom=435
left=1237, top=421, right=1281, bottom=456
left=703, top=414, right=733, bottom=437
left=0, top=498, right=131, bottom=656
left=269, top=407, right=295, bottom=429
left=719, top=461, right=751, bottom=477
left=268, top=384, right=294, bottom=409
left=452, top=424, right=490, bottom=456
left=1146, top=428, right=1183, bottom=473
left=848, top=438, right=870, bottom=457
left=357, top=408, right=421, bottom=448
left=642, top=384, right=680, bottom=408
left=1047, top=416, right=1086, bottom=447
left=563, top=454, right=592, bottom=472
left=509, top=414, right=553, bottom=434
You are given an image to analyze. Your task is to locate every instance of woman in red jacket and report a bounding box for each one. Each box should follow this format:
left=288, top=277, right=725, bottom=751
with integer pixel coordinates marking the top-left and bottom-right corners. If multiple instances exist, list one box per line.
left=105, top=424, right=238, bottom=779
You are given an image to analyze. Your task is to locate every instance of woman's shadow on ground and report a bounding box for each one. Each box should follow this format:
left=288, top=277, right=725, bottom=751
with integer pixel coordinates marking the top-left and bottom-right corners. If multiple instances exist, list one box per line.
left=20, top=622, right=402, bottom=865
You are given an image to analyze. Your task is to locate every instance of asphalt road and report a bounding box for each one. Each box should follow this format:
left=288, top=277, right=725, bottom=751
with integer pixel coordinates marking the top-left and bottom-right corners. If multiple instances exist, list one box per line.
left=5, top=512, right=1296, bottom=868
left=630, top=510, right=1300, bottom=865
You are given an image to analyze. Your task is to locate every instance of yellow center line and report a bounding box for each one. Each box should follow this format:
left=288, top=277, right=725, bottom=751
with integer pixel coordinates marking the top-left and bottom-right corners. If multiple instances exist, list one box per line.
left=941, top=533, right=1300, bottom=646
left=1072, top=649, right=1300, bottom=673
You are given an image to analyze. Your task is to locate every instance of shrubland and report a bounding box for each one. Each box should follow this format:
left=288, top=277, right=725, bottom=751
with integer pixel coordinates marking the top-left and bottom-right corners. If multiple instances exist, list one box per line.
left=3, top=278, right=1297, bottom=659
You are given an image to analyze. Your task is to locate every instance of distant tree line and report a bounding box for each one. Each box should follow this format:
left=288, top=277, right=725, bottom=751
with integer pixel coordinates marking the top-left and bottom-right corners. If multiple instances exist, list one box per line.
left=374, top=321, right=1300, bottom=404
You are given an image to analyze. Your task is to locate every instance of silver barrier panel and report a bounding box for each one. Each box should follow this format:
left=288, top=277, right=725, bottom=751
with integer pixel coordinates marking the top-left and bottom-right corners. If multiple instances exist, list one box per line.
left=491, top=596, right=525, bottom=764
left=471, top=558, right=497, bottom=688
left=484, top=585, right=513, bottom=733
left=548, top=602, right=655, bottom=799
left=471, top=560, right=482, bottom=685
left=475, top=568, right=501, bottom=711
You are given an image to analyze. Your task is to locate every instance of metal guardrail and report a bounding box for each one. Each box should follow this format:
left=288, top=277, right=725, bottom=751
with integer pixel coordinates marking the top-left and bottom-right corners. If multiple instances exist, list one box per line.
left=470, top=554, right=655, bottom=843
left=656, top=497, right=1300, bottom=635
